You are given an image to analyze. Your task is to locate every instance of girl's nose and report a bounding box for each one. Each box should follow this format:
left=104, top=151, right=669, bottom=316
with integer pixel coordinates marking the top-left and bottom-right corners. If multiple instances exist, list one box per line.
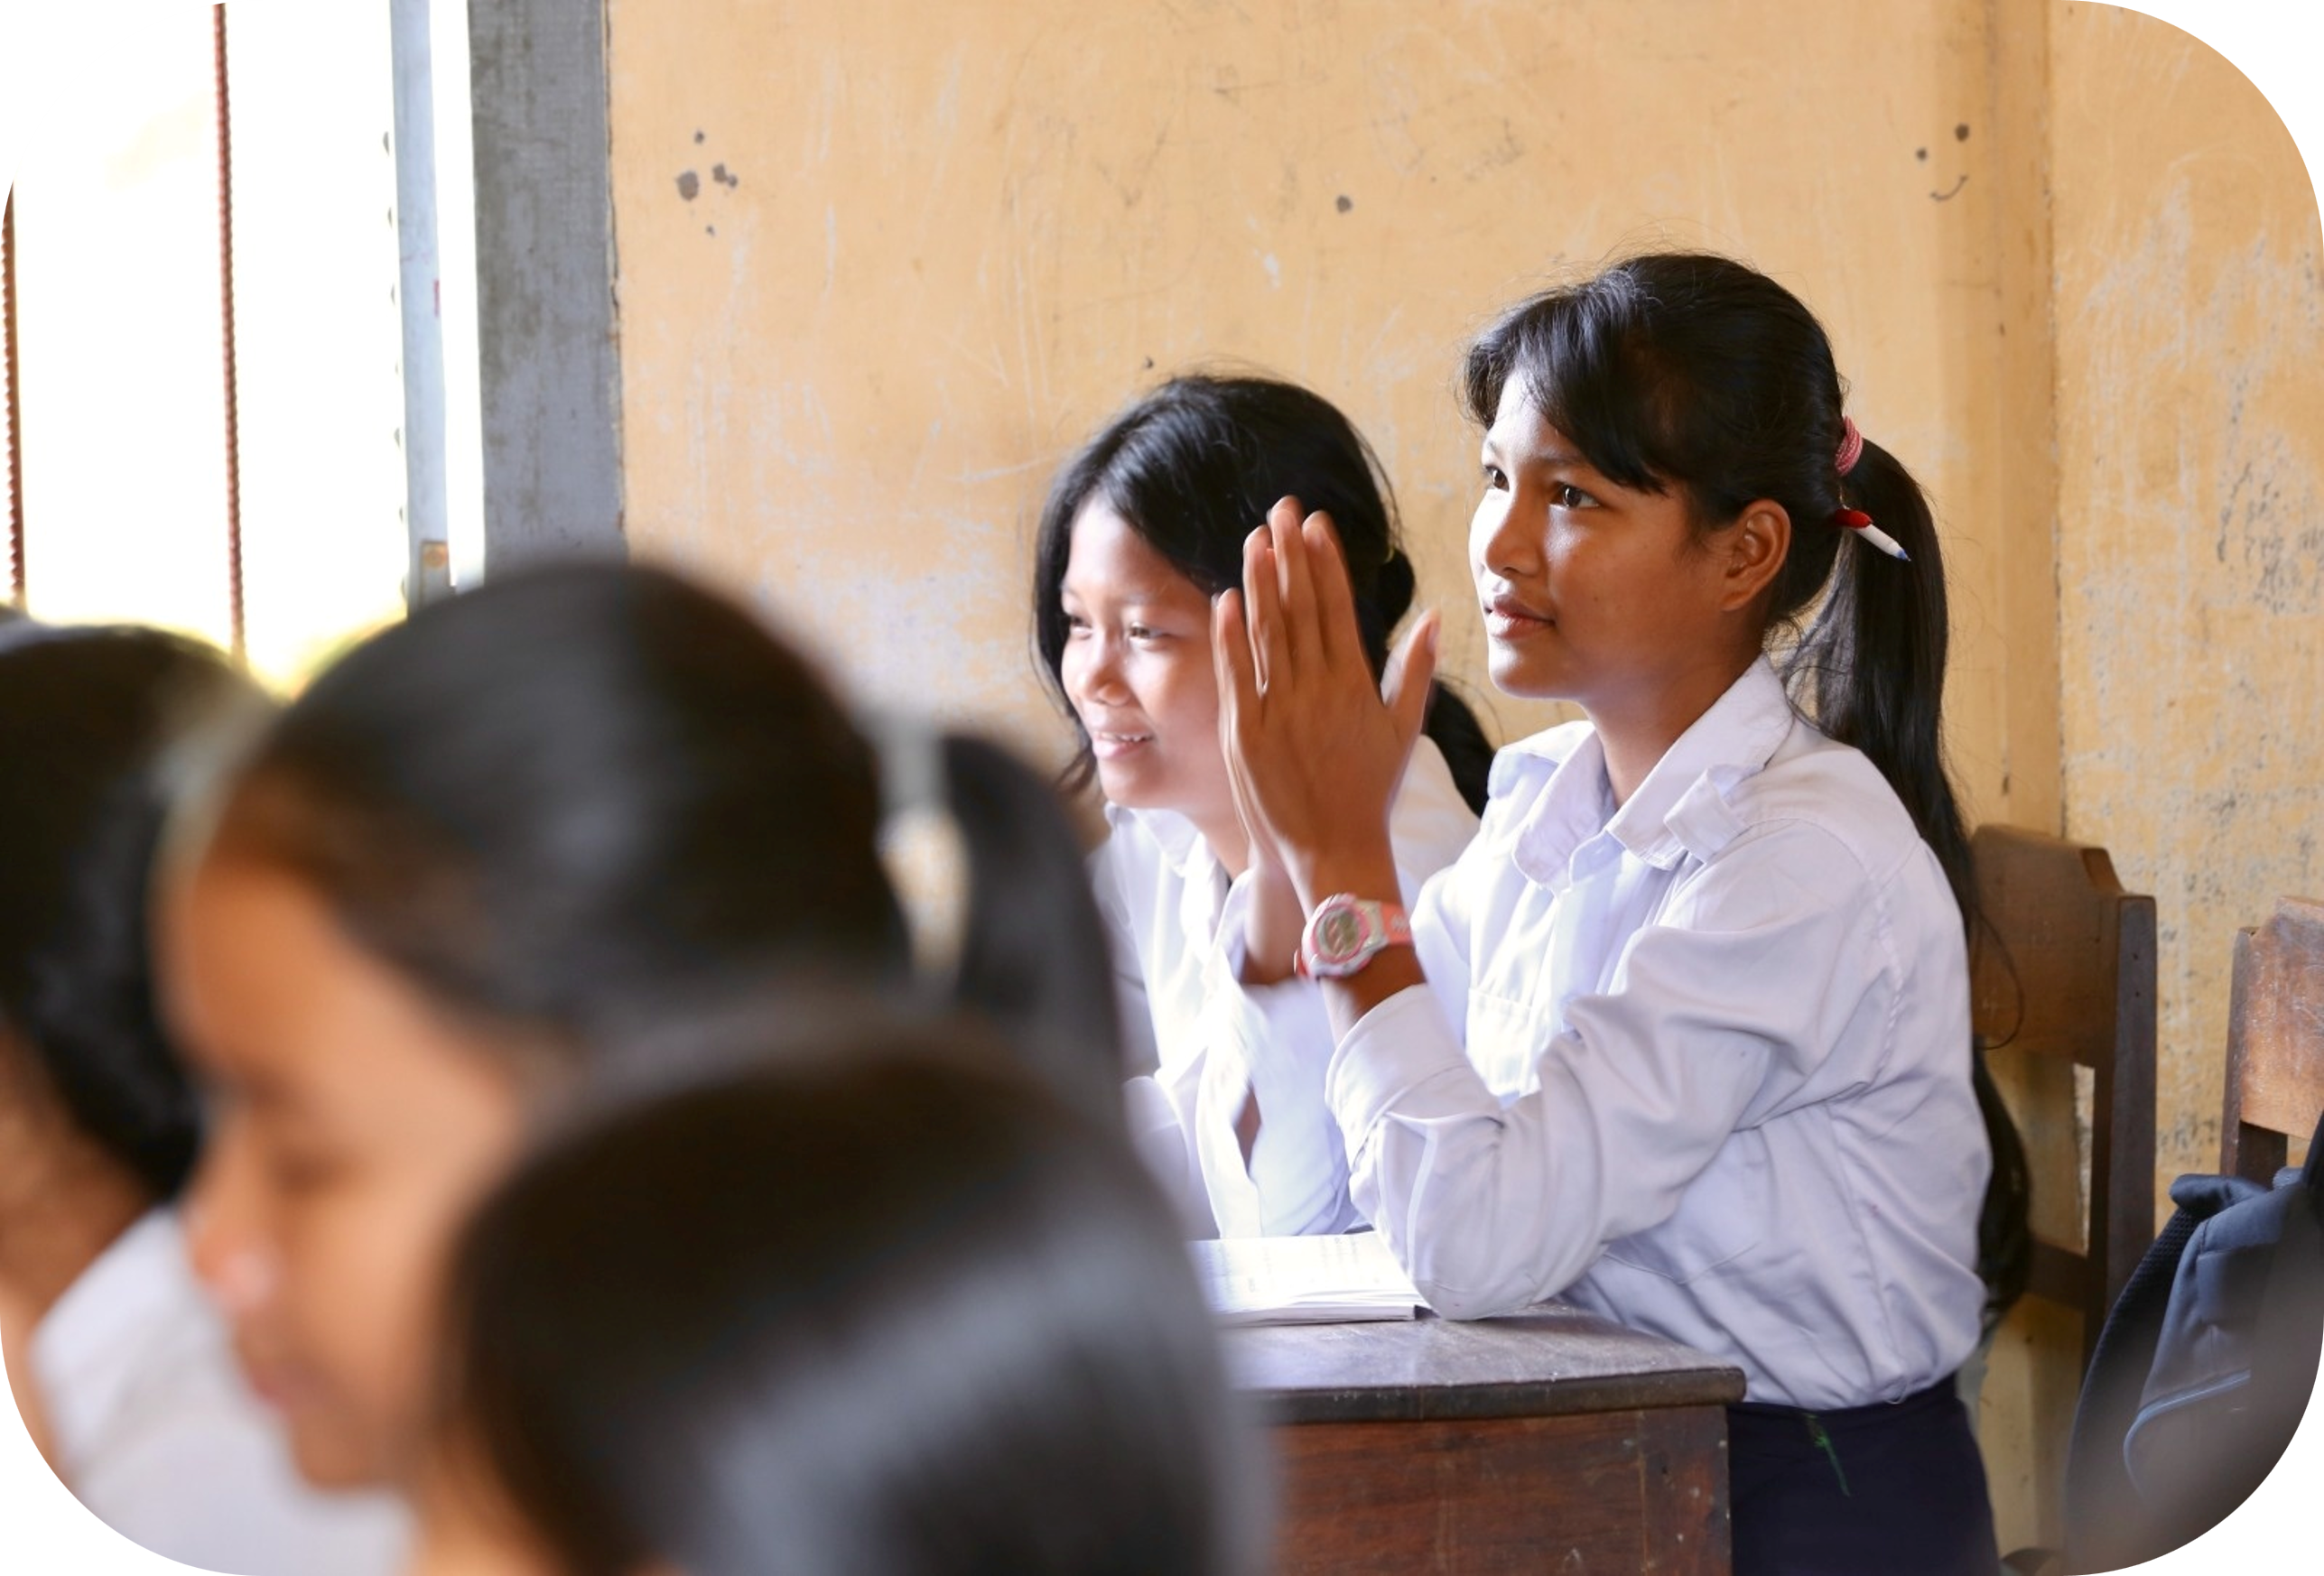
left=1075, top=635, right=1131, bottom=703
left=1473, top=493, right=1539, bottom=582
left=183, top=1129, right=278, bottom=1315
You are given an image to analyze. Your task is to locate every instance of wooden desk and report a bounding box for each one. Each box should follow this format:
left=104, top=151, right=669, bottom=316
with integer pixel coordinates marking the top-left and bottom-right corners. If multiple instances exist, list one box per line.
left=1224, top=1304, right=1746, bottom=1574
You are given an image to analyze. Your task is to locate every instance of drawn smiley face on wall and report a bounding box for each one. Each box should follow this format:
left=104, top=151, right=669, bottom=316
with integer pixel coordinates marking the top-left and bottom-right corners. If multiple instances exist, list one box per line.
left=1919, top=122, right=1972, bottom=202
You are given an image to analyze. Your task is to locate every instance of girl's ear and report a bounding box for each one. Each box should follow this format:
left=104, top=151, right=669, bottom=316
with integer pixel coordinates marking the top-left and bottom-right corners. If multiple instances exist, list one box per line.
left=1721, top=500, right=1791, bottom=612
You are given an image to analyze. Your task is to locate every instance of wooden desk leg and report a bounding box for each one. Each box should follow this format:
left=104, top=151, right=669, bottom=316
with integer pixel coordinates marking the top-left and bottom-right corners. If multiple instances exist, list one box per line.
left=1266, top=1406, right=1730, bottom=1575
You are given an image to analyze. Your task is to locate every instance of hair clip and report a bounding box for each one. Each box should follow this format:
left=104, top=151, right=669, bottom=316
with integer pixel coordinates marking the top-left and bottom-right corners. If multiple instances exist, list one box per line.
left=1833, top=507, right=1910, bottom=561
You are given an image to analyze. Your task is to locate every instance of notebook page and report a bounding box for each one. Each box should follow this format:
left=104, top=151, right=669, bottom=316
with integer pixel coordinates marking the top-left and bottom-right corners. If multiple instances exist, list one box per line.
left=1191, top=1232, right=1423, bottom=1325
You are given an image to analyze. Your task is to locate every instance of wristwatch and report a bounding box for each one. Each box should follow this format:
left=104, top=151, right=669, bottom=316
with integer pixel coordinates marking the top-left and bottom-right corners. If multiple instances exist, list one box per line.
left=1297, top=895, right=1414, bottom=979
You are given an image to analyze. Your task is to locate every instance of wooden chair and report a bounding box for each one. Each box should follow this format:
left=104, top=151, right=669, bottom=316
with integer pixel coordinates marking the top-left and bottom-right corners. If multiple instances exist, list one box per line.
left=2219, top=895, right=2324, bottom=1183
left=1969, top=824, right=2158, bottom=1369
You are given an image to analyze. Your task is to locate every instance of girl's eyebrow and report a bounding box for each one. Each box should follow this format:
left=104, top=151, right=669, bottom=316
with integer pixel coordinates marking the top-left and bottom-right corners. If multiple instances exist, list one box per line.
left=1059, top=581, right=1179, bottom=613
left=1484, top=431, right=1592, bottom=471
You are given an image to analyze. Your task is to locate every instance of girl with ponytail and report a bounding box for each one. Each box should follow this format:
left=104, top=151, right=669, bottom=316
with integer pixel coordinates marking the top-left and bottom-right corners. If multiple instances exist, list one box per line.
left=162, top=561, right=1120, bottom=1497
left=1032, top=374, right=1482, bottom=1238
left=1212, top=255, right=2019, bottom=1575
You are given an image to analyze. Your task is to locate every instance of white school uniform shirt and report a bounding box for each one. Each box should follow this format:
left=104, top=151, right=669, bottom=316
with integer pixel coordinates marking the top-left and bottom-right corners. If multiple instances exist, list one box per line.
left=1241, top=659, right=1989, bottom=1410
left=31, top=1209, right=410, bottom=1576
left=1104, top=737, right=1477, bottom=1238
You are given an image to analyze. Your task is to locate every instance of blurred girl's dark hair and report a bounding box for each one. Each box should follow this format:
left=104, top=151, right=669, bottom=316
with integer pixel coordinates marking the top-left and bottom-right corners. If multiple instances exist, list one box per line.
left=1460, top=253, right=2030, bottom=1325
left=0, top=624, right=261, bottom=1199
left=1032, top=373, right=1494, bottom=813
left=200, top=562, right=1120, bottom=1121
left=441, top=1015, right=1260, bottom=1576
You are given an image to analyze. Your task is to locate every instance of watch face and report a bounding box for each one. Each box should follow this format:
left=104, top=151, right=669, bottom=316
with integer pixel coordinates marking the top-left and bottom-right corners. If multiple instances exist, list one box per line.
left=1315, top=905, right=1367, bottom=960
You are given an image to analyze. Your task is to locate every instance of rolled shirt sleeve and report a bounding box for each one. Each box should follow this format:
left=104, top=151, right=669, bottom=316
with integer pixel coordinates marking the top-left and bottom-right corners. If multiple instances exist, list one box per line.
left=1329, top=827, right=1878, bottom=1318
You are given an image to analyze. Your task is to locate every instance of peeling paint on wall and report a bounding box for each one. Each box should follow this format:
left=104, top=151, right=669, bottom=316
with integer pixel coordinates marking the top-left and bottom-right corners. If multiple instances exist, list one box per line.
left=2052, top=5, right=2324, bottom=1205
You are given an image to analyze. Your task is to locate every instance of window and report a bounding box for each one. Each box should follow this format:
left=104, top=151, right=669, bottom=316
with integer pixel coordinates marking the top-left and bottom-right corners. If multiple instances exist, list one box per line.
left=5, top=4, right=460, bottom=688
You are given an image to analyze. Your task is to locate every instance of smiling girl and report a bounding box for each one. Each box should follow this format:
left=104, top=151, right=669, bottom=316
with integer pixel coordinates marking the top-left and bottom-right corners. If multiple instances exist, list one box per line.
left=1213, top=255, right=2026, bottom=1575
left=1031, top=375, right=1483, bottom=1238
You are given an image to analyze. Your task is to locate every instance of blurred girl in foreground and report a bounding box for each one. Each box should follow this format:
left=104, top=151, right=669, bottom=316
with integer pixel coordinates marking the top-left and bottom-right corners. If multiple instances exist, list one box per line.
left=413, top=1013, right=1258, bottom=1576
left=161, top=562, right=1119, bottom=1495
left=0, top=625, right=404, bottom=1572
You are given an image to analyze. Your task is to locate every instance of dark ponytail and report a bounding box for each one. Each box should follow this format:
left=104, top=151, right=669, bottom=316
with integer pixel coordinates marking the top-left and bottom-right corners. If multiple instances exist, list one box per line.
left=203, top=562, right=1119, bottom=1115
left=1420, top=681, right=1498, bottom=820
left=936, top=733, right=1124, bottom=1126
left=1791, top=440, right=2032, bottom=1327
left=1033, top=373, right=1493, bottom=812
left=1463, top=254, right=2029, bottom=1324
left=1788, top=440, right=1968, bottom=916
left=1374, top=545, right=1495, bottom=815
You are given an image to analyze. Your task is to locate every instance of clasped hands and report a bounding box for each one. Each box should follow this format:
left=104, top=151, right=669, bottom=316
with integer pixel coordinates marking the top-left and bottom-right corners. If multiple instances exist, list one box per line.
left=1214, top=496, right=1439, bottom=986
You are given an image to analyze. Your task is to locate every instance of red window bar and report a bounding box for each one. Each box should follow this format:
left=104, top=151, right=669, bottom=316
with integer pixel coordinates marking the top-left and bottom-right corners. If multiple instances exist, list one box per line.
left=5, top=187, right=23, bottom=608
left=214, top=2, right=246, bottom=663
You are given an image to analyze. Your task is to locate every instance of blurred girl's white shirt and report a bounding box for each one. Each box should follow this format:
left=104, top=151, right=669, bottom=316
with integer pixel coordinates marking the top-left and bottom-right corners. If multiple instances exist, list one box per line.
left=32, top=1209, right=410, bottom=1575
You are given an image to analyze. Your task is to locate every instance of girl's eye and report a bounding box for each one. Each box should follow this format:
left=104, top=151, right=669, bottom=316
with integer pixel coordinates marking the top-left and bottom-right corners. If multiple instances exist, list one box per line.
left=265, top=1147, right=346, bottom=1198
left=256, top=1126, right=352, bottom=1198
left=1064, top=612, right=1091, bottom=636
left=1552, top=483, right=1598, bottom=510
left=1127, top=625, right=1163, bottom=643
left=1481, top=464, right=1509, bottom=490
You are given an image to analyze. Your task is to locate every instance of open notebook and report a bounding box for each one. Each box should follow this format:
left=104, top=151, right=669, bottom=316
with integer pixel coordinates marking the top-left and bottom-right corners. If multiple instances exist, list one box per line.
left=1191, top=1231, right=1425, bottom=1325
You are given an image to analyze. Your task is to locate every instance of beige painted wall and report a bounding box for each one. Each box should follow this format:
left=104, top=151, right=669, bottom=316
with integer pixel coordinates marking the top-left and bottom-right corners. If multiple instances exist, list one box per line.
left=603, top=0, right=2059, bottom=833
left=602, top=0, right=2319, bottom=1553
left=2051, top=1, right=2324, bottom=1200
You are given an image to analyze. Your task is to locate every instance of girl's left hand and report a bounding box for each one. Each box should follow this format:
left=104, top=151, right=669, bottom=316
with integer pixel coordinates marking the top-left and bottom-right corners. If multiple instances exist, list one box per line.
left=1213, top=496, right=1439, bottom=912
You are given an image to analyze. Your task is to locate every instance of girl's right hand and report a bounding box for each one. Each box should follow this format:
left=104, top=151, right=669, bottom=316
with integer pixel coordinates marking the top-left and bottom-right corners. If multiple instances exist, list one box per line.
left=1213, top=499, right=1436, bottom=913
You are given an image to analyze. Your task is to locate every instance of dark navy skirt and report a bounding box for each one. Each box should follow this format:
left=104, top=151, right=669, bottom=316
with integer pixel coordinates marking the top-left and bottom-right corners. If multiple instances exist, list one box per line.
left=1727, top=1377, right=1998, bottom=1576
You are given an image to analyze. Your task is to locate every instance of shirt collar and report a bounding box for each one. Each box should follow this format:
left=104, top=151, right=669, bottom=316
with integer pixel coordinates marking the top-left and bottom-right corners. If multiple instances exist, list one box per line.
left=28, top=1209, right=196, bottom=1469
left=1606, top=656, right=1796, bottom=866
left=1104, top=801, right=1213, bottom=882
left=1503, top=658, right=1798, bottom=885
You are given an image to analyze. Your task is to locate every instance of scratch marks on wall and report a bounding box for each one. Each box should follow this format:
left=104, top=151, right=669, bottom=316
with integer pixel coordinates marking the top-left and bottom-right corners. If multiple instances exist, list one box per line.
left=1092, top=107, right=1181, bottom=210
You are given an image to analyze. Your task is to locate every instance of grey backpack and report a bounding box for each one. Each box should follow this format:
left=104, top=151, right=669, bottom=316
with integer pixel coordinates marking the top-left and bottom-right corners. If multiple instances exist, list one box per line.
left=2062, top=1108, right=2324, bottom=1571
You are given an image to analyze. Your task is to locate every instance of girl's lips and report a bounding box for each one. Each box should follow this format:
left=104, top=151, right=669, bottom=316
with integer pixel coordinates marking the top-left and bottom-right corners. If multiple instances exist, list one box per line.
left=1483, top=598, right=1554, bottom=641
left=235, top=1350, right=295, bottom=1412
left=1090, top=730, right=1156, bottom=760
left=229, top=1327, right=314, bottom=1416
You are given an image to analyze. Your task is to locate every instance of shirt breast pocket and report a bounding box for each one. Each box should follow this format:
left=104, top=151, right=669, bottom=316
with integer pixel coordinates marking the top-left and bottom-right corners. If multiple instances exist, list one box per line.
left=1596, top=1126, right=1770, bottom=1285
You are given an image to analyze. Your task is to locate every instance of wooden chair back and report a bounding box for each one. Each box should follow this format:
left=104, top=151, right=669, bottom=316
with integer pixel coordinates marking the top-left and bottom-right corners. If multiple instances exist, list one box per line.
left=1969, top=825, right=2157, bottom=1367
left=2219, top=896, right=2324, bottom=1184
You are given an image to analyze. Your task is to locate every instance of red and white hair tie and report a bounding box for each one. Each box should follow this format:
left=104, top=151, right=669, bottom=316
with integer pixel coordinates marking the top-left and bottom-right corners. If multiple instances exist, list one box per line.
left=1830, top=417, right=1909, bottom=560
left=1835, top=416, right=1864, bottom=477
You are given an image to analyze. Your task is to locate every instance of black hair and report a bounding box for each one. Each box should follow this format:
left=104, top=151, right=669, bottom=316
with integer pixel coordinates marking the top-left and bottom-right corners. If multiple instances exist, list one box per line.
left=0, top=625, right=260, bottom=1199
left=204, top=562, right=1121, bottom=1123
left=1033, top=373, right=1494, bottom=813
left=1462, top=253, right=2030, bottom=1324
left=441, top=1015, right=1260, bottom=1576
